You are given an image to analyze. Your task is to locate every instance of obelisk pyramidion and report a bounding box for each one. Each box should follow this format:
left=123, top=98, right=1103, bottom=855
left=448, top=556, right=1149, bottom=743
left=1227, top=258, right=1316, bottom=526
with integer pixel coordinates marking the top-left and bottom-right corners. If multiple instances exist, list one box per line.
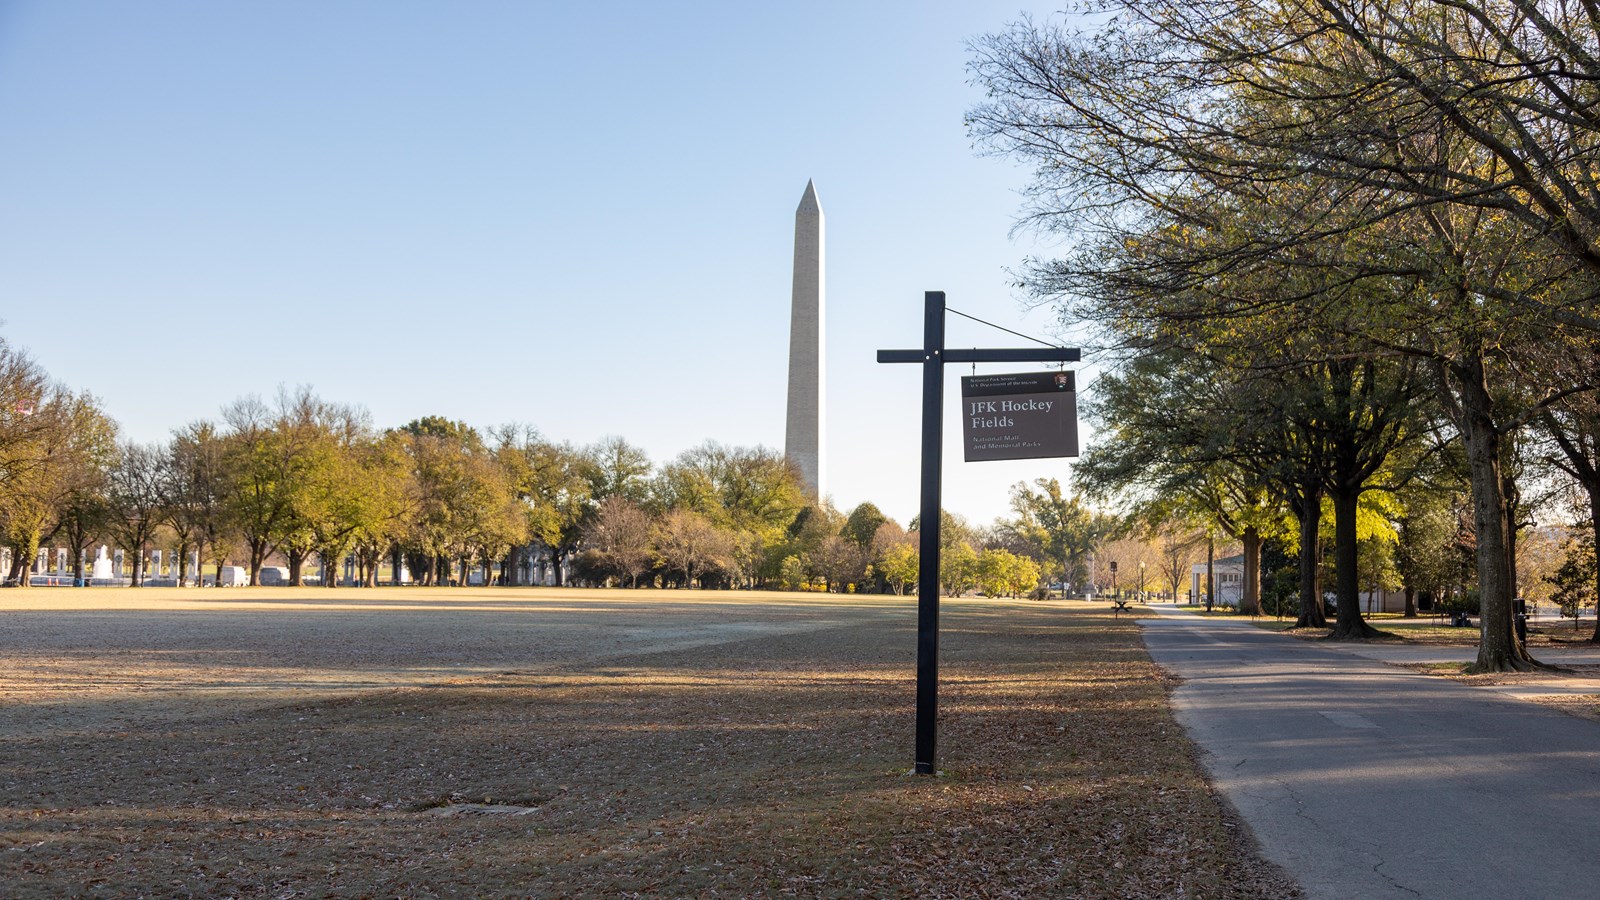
left=786, top=180, right=825, bottom=497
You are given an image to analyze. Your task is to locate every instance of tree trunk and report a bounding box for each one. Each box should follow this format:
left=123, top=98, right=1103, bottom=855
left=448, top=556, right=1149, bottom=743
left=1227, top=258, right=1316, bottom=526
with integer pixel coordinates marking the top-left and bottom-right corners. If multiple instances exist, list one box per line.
left=1403, top=585, right=1418, bottom=618
left=1590, top=493, right=1600, bottom=644
left=1293, top=489, right=1327, bottom=627
left=1204, top=534, right=1215, bottom=611
left=1458, top=381, right=1538, bottom=671
left=13, top=533, right=39, bottom=589
left=1238, top=526, right=1263, bottom=616
left=1328, top=489, right=1383, bottom=639
left=288, top=547, right=305, bottom=586
left=1505, top=467, right=1523, bottom=631
left=1543, top=418, right=1600, bottom=644
left=248, top=538, right=269, bottom=586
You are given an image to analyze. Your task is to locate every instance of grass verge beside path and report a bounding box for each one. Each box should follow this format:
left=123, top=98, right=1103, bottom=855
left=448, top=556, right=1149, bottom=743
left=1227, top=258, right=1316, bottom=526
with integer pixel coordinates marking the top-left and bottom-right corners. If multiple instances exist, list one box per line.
left=1, top=592, right=1296, bottom=898
left=1258, top=619, right=1590, bottom=647
left=1187, top=606, right=1600, bottom=727
left=1172, top=605, right=1588, bottom=648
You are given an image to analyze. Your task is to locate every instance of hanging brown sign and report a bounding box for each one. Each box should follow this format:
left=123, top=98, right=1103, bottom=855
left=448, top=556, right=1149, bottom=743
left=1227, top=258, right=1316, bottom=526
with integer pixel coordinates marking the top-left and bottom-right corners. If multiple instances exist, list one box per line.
left=960, top=371, right=1079, bottom=462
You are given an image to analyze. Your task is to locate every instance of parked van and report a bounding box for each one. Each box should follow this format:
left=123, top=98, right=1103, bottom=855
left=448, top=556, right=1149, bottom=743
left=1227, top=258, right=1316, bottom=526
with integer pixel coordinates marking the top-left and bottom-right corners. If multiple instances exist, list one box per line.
left=258, top=566, right=290, bottom=586
left=218, top=566, right=248, bottom=587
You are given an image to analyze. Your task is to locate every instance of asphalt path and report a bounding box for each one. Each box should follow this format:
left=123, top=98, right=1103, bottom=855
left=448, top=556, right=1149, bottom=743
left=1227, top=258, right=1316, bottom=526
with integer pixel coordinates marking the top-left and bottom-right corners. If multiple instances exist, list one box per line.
left=1141, top=605, right=1600, bottom=900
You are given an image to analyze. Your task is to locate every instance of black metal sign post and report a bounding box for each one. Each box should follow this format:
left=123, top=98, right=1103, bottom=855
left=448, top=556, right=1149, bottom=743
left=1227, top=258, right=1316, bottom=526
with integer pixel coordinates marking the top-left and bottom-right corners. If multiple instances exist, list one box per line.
left=878, top=291, right=1079, bottom=775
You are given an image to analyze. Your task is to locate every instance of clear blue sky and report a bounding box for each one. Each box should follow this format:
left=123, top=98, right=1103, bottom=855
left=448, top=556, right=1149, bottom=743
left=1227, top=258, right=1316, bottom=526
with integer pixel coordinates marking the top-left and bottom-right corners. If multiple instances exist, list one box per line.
left=0, top=0, right=1091, bottom=527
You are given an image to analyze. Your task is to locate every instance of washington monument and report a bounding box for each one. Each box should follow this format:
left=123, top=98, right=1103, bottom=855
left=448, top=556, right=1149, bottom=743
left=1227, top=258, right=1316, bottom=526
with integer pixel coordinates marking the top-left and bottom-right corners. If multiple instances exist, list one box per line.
left=785, top=180, right=825, bottom=497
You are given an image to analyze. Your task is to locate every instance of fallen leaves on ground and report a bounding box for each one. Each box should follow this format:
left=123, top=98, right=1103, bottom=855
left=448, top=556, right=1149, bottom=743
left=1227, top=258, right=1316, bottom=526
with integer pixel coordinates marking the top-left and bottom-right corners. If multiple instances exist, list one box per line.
left=1, top=597, right=1296, bottom=898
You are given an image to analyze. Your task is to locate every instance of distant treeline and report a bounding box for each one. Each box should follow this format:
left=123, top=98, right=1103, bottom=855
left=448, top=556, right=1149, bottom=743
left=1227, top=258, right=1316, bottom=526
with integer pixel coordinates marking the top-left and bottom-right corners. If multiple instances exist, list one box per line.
left=0, top=336, right=1089, bottom=596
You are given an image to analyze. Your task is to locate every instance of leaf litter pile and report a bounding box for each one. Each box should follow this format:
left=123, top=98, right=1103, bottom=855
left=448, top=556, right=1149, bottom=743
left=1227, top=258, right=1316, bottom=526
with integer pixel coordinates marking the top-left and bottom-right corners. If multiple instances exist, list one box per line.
left=1, top=592, right=1297, bottom=898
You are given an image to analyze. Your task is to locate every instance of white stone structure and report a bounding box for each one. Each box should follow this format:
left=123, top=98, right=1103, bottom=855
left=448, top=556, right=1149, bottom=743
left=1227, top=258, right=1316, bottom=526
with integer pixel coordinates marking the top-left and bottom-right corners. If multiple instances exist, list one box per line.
left=1192, top=555, right=1246, bottom=605
left=785, top=180, right=826, bottom=496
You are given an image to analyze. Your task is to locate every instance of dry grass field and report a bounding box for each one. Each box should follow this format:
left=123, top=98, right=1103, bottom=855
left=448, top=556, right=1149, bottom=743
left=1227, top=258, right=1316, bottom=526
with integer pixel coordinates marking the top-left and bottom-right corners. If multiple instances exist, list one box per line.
left=0, top=587, right=1295, bottom=898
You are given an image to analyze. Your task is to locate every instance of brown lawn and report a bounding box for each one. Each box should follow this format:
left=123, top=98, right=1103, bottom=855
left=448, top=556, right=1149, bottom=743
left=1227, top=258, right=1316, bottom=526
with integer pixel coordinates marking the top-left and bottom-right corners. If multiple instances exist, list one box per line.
left=0, top=588, right=1295, bottom=898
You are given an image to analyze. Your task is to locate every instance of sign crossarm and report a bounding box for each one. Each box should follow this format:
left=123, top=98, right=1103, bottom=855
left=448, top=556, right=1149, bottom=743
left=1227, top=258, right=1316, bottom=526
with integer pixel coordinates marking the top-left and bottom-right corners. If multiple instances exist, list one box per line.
left=874, top=291, right=1081, bottom=775
left=879, top=348, right=1079, bottom=364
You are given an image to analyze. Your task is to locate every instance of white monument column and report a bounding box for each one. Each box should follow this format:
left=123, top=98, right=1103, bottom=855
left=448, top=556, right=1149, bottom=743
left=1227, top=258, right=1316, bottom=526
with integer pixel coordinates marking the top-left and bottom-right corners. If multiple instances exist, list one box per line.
left=785, top=180, right=825, bottom=497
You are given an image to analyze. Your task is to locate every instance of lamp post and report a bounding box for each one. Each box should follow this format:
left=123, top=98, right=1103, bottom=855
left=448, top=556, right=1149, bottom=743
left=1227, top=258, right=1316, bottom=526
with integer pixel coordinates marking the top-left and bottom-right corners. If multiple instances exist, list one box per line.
left=1139, top=560, right=1146, bottom=602
left=1110, top=560, right=1119, bottom=603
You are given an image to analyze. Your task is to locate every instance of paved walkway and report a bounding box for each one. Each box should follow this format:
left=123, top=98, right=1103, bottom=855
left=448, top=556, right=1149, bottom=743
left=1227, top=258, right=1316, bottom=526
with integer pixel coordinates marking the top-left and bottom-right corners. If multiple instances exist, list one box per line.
left=1141, top=605, right=1600, bottom=900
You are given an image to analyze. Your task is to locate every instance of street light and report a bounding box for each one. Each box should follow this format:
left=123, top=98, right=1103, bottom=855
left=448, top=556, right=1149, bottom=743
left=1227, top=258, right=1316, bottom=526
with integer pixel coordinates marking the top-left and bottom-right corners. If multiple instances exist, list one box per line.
left=1138, top=560, right=1146, bottom=602
left=1110, top=560, right=1119, bottom=602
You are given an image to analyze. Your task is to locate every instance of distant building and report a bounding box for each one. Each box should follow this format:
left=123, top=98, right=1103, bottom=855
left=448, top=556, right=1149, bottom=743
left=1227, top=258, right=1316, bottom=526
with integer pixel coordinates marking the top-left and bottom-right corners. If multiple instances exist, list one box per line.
left=1356, top=588, right=1407, bottom=614
left=1192, top=554, right=1246, bottom=605
left=1191, top=553, right=1407, bottom=612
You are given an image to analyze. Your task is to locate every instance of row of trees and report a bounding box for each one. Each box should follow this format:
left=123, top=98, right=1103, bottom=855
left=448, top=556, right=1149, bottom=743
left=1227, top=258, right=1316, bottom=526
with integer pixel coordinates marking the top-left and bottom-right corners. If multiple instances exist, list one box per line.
left=969, top=0, right=1600, bottom=669
left=19, top=325, right=1515, bottom=606
left=0, top=336, right=1088, bottom=596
